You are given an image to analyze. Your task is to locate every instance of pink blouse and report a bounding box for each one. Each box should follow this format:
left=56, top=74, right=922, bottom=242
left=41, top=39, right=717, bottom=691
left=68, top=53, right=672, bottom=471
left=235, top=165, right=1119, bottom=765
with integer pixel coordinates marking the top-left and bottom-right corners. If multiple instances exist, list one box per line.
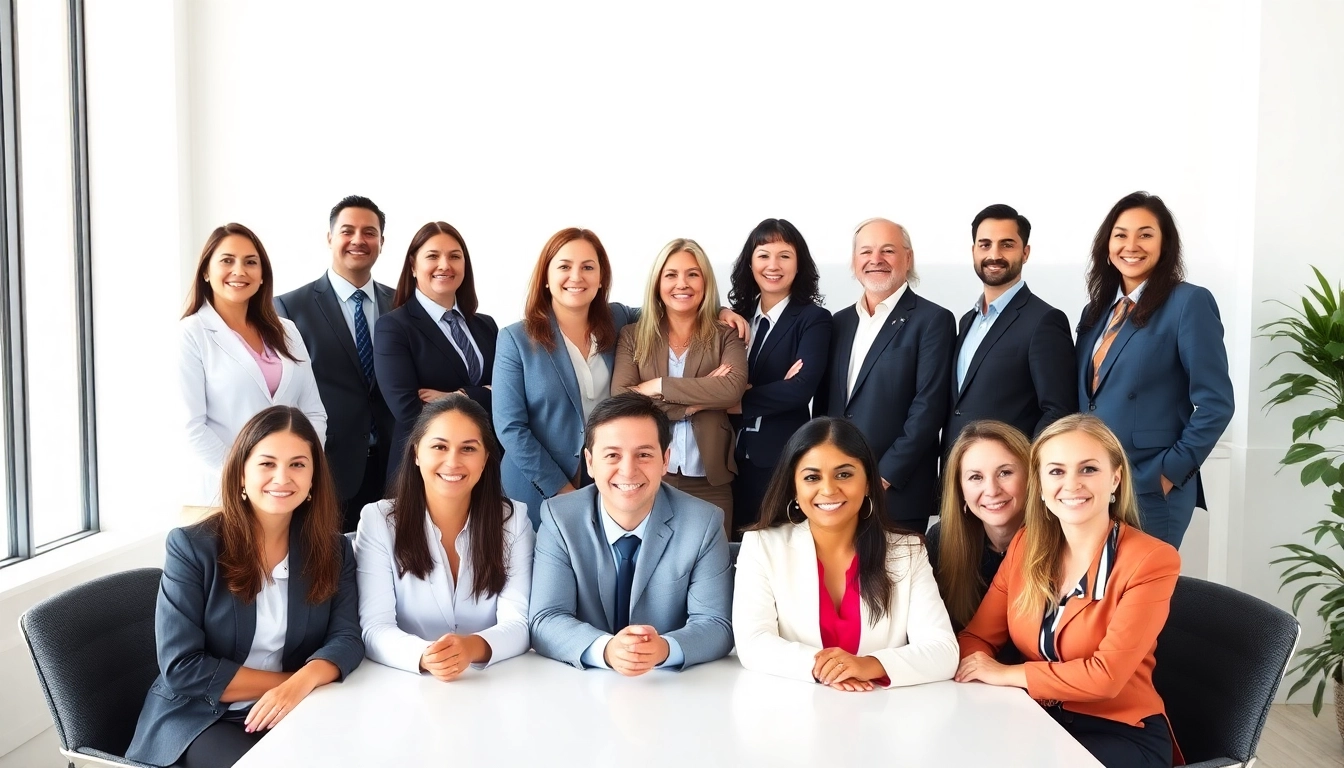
left=234, top=331, right=282, bottom=397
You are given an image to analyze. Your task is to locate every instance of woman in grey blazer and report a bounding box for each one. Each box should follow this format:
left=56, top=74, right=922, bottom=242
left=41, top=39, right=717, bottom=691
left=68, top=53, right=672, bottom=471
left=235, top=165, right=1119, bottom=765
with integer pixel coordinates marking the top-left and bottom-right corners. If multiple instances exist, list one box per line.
left=127, top=406, right=363, bottom=768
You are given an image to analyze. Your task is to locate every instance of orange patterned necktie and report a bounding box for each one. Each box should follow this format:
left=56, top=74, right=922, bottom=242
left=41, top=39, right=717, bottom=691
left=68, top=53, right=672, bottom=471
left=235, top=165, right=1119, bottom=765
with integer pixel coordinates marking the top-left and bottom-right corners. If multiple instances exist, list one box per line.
left=1090, top=298, right=1134, bottom=393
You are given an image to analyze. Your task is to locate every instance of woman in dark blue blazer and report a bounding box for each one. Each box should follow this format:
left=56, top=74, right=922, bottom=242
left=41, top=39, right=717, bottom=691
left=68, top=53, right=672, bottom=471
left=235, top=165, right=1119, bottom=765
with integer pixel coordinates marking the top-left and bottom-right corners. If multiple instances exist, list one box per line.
left=726, top=218, right=832, bottom=536
left=127, top=406, right=363, bottom=768
left=1076, top=192, right=1233, bottom=548
left=374, top=221, right=498, bottom=478
left=492, top=228, right=637, bottom=528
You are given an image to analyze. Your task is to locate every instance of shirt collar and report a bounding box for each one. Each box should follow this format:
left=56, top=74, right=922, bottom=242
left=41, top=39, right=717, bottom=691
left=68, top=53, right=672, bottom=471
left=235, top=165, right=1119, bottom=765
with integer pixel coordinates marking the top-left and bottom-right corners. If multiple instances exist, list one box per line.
left=753, top=295, right=791, bottom=326
left=415, top=287, right=460, bottom=319
left=598, top=496, right=651, bottom=545
left=327, top=267, right=375, bottom=303
left=856, top=282, right=908, bottom=318
left=972, top=279, right=1027, bottom=317
left=1114, top=280, right=1147, bottom=306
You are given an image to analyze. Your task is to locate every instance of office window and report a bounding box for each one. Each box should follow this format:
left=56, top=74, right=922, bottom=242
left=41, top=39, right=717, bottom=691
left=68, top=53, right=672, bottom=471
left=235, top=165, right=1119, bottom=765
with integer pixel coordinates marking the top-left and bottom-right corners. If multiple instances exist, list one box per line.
left=1, top=0, right=96, bottom=565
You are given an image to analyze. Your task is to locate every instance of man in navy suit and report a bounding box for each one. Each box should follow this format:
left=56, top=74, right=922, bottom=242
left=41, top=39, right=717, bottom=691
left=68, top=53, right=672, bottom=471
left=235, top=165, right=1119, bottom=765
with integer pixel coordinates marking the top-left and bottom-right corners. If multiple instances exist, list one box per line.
left=945, top=204, right=1076, bottom=451
left=815, top=218, right=954, bottom=532
left=276, top=196, right=396, bottom=531
left=529, top=393, right=734, bottom=674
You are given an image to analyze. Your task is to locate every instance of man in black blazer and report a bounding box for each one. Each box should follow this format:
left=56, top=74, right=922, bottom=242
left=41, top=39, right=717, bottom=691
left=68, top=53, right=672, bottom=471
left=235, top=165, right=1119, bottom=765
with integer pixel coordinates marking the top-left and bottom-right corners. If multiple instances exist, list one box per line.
left=815, top=218, right=954, bottom=532
left=276, top=195, right=395, bottom=531
left=945, top=204, right=1077, bottom=452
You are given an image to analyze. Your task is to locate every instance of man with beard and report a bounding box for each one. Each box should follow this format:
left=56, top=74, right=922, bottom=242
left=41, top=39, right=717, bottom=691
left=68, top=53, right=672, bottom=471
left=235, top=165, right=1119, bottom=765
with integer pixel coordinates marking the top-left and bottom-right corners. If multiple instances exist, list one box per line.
left=943, top=204, right=1075, bottom=454
left=815, top=218, right=954, bottom=532
left=276, top=195, right=396, bottom=532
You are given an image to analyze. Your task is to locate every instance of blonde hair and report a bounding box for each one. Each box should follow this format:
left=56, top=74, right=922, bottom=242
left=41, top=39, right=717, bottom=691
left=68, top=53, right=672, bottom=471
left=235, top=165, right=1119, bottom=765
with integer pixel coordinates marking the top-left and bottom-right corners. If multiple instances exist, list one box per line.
left=1013, top=414, right=1142, bottom=618
left=852, top=217, right=920, bottom=287
left=632, top=238, right=722, bottom=365
left=935, top=421, right=1031, bottom=630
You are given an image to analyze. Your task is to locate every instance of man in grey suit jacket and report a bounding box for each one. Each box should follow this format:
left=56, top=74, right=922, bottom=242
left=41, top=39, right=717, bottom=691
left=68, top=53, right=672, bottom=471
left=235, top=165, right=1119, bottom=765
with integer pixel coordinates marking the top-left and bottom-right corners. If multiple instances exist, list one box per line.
left=529, top=393, right=734, bottom=675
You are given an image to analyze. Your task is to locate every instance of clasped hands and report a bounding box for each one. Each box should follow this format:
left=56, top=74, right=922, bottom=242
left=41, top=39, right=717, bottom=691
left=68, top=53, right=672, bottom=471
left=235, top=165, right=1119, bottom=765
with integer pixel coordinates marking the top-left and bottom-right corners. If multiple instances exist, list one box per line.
left=603, top=624, right=671, bottom=677
left=813, top=647, right=884, bottom=692
left=420, top=633, right=490, bottom=682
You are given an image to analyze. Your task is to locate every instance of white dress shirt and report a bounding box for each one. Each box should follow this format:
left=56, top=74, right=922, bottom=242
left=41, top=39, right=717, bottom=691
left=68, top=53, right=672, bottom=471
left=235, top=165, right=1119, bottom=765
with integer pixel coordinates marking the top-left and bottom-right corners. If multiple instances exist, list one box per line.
left=743, top=296, right=791, bottom=434
left=228, top=555, right=289, bottom=710
left=354, top=499, right=534, bottom=674
left=414, top=288, right=484, bottom=368
left=561, top=333, right=611, bottom=422
left=326, top=267, right=380, bottom=345
left=846, top=284, right=909, bottom=399
left=666, top=348, right=706, bottom=477
left=1091, top=280, right=1149, bottom=357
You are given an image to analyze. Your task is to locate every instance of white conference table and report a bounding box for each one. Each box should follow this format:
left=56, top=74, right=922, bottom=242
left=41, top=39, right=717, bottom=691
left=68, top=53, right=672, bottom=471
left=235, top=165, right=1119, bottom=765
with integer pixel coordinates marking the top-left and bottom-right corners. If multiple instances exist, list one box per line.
left=235, top=652, right=1102, bottom=767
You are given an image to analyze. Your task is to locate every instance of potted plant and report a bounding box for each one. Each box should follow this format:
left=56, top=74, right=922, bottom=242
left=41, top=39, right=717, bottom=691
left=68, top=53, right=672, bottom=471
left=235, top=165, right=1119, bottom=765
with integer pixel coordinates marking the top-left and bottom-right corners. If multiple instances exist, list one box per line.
left=1264, top=266, right=1344, bottom=734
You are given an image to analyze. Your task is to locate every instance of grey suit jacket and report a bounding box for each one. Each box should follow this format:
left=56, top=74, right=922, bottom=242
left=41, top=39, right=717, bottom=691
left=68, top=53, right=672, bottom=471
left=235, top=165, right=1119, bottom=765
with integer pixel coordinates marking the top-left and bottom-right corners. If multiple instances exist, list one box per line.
left=126, top=519, right=364, bottom=767
left=528, top=484, right=733, bottom=670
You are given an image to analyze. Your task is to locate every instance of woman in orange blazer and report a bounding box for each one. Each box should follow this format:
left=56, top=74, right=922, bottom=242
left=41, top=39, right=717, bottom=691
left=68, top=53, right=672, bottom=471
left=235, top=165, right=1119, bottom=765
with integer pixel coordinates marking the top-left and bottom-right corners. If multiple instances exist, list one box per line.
left=613, top=238, right=747, bottom=538
left=955, top=413, right=1181, bottom=768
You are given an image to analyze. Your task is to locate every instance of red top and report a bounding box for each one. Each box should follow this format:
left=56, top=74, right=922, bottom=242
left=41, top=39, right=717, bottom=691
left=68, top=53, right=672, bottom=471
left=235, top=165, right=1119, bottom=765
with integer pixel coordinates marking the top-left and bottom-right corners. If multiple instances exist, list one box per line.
left=817, top=555, right=889, bottom=687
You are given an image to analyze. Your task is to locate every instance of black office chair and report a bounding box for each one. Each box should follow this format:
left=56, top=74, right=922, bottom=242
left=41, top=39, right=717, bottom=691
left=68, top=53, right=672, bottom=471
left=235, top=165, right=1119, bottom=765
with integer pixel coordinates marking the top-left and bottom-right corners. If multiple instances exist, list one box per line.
left=1153, top=575, right=1300, bottom=768
left=729, top=541, right=740, bottom=567
left=19, top=567, right=163, bottom=768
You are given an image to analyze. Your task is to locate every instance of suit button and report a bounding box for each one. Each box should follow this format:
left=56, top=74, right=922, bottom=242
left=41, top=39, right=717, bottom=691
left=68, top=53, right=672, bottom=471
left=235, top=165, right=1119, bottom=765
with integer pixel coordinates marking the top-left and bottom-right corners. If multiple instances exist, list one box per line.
left=1089, top=404, right=1096, bottom=411
left=954, top=410, right=961, bottom=416
left=846, top=413, right=853, bottom=418
left=1127, top=392, right=1136, bottom=400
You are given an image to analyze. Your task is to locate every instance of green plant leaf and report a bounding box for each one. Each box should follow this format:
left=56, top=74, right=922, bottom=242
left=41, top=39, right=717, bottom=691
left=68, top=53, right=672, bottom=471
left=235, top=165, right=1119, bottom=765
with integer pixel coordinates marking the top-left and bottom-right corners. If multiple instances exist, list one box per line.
left=1285, top=444, right=1327, bottom=465
left=1323, top=463, right=1342, bottom=487
left=1327, top=341, right=1344, bottom=360
left=1302, top=457, right=1334, bottom=485
left=1293, top=409, right=1342, bottom=441
left=1314, top=679, right=1326, bottom=716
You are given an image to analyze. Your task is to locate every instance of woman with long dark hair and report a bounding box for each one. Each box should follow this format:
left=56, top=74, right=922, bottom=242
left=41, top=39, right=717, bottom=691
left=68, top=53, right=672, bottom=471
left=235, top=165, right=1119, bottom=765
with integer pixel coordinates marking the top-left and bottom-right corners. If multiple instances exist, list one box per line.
left=354, top=394, right=533, bottom=678
left=128, top=406, right=362, bottom=768
left=1075, top=192, right=1233, bottom=548
left=733, top=417, right=957, bottom=690
left=180, top=223, right=326, bottom=508
left=725, top=218, right=832, bottom=536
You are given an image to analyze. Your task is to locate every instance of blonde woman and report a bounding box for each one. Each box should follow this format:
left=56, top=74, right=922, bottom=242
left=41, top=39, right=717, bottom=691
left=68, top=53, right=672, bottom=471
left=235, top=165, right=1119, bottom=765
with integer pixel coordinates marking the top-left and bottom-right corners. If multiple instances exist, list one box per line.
left=612, top=238, right=747, bottom=535
left=955, top=414, right=1181, bottom=768
left=928, top=421, right=1031, bottom=631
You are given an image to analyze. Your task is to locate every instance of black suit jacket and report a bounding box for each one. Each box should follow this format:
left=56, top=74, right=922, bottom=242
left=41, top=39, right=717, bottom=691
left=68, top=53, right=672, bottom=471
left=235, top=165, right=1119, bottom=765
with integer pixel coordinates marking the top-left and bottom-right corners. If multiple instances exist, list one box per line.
left=815, top=288, right=954, bottom=523
left=374, top=297, right=498, bottom=477
left=275, top=275, right=396, bottom=500
left=945, top=283, right=1077, bottom=451
left=737, top=301, right=832, bottom=469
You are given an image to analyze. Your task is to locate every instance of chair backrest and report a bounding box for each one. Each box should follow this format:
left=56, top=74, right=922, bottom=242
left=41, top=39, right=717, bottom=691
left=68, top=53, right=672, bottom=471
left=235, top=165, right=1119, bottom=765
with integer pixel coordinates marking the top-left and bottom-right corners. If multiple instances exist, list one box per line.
left=1153, top=575, right=1300, bottom=764
left=729, top=541, right=740, bottom=567
left=19, top=567, right=163, bottom=759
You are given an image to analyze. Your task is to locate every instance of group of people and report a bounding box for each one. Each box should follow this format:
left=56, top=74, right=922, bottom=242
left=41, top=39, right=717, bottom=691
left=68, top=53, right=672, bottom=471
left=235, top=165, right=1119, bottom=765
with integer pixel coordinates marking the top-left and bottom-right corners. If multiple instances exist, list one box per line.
left=144, top=192, right=1235, bottom=768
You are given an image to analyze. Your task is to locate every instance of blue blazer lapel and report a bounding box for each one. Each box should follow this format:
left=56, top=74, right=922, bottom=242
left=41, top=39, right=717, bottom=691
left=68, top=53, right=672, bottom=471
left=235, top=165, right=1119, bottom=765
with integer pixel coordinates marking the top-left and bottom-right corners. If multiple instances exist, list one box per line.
left=753, top=302, right=801, bottom=381
left=589, top=495, right=619, bottom=631
left=283, top=520, right=310, bottom=668
left=1094, top=320, right=1140, bottom=393
left=849, top=290, right=915, bottom=404
left=313, top=276, right=364, bottom=376
left=546, top=316, right=584, bottom=415
left=629, top=489, right=674, bottom=610
left=406, top=296, right=471, bottom=381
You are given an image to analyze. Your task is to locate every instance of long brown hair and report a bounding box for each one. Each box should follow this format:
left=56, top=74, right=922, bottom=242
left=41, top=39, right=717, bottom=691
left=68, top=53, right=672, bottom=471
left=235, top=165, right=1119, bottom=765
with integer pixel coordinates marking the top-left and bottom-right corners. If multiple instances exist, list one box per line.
left=935, top=421, right=1031, bottom=629
left=387, top=394, right=514, bottom=600
left=749, top=417, right=903, bottom=623
left=631, top=238, right=722, bottom=365
left=1080, top=191, right=1185, bottom=333
left=522, top=228, right=617, bottom=353
left=212, top=406, right=342, bottom=604
left=392, top=221, right=479, bottom=314
left=184, top=223, right=297, bottom=361
left=1014, top=414, right=1142, bottom=618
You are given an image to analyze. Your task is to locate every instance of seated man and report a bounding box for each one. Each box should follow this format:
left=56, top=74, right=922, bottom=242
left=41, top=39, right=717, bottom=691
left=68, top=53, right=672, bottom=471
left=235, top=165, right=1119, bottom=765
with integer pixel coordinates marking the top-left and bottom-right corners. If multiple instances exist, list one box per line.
left=529, top=392, right=734, bottom=675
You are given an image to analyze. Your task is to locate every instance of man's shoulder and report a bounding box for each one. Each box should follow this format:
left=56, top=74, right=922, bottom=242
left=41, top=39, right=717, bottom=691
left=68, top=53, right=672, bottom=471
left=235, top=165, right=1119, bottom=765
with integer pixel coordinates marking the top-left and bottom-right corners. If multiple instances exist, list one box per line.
left=276, top=274, right=331, bottom=305
left=656, top=484, right=724, bottom=533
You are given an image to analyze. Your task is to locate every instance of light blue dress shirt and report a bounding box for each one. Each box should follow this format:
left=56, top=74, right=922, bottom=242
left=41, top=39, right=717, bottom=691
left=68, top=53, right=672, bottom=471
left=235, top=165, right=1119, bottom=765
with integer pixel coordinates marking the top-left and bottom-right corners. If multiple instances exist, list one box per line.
left=956, top=279, right=1027, bottom=390
left=327, top=268, right=380, bottom=345
left=579, top=498, right=685, bottom=669
left=666, top=348, right=707, bottom=477
left=414, top=287, right=483, bottom=367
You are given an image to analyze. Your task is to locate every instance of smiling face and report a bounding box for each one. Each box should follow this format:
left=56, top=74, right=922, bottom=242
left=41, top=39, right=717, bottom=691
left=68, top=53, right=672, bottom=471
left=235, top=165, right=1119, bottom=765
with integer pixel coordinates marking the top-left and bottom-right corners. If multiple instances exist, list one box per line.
left=659, top=250, right=705, bottom=318
left=1108, top=207, right=1162, bottom=294
left=547, top=238, right=602, bottom=313
left=242, top=430, right=314, bottom=521
left=851, top=220, right=911, bottom=302
left=415, top=409, right=487, bottom=504
left=959, top=438, right=1026, bottom=532
left=585, top=415, right=669, bottom=522
left=327, top=206, right=383, bottom=278
left=414, top=232, right=466, bottom=307
left=793, top=441, right=868, bottom=533
left=752, top=239, right=798, bottom=306
left=972, top=218, right=1029, bottom=288
left=206, top=234, right=263, bottom=308
left=1037, top=429, right=1122, bottom=528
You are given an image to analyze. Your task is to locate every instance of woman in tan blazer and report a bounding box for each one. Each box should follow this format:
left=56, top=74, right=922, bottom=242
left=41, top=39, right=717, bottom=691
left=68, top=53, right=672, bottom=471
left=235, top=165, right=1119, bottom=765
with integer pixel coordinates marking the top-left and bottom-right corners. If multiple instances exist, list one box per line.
left=613, top=238, right=747, bottom=536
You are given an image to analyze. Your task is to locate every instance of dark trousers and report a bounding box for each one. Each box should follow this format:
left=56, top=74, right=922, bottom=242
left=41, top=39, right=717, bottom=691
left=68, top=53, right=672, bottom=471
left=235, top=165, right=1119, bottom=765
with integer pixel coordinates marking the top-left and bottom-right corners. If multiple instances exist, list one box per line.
left=340, top=445, right=388, bottom=533
left=175, top=718, right=263, bottom=768
left=1048, top=708, right=1172, bottom=768
left=731, top=460, right=774, bottom=540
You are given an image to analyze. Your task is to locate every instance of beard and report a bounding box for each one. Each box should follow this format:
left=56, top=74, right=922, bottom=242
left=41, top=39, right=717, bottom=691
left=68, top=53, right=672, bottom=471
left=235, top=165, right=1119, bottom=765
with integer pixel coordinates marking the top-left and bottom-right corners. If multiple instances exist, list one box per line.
left=974, top=258, right=1022, bottom=287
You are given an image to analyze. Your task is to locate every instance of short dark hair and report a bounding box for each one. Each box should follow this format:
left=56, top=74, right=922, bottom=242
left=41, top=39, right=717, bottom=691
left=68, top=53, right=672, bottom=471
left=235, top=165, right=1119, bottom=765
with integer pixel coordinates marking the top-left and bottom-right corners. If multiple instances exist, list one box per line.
left=727, top=218, right=824, bottom=318
left=971, top=204, right=1031, bottom=245
left=583, top=393, right=671, bottom=454
left=329, top=195, right=386, bottom=234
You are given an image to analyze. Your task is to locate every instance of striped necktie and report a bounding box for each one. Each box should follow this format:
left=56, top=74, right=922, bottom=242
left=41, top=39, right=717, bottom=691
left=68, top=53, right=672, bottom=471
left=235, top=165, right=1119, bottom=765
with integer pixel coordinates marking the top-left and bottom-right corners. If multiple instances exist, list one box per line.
left=351, top=290, right=375, bottom=388
left=1090, top=298, right=1133, bottom=393
left=443, top=310, right=482, bottom=386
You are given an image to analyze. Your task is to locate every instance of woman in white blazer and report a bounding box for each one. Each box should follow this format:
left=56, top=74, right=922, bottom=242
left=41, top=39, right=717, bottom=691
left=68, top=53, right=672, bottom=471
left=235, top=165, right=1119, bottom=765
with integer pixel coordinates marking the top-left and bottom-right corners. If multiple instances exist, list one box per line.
left=354, top=393, right=533, bottom=678
left=179, top=223, right=327, bottom=508
left=733, top=416, right=958, bottom=690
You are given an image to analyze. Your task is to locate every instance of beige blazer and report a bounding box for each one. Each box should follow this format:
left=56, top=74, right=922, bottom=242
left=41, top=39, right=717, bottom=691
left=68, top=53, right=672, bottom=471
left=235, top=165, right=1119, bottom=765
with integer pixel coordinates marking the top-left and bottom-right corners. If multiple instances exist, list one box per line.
left=612, top=323, right=747, bottom=486
left=733, top=521, right=959, bottom=687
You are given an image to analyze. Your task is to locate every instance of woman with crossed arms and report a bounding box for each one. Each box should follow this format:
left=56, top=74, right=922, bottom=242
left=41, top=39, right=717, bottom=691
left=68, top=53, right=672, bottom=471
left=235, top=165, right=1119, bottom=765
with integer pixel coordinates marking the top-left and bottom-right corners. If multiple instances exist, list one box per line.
left=355, top=394, right=533, bottom=678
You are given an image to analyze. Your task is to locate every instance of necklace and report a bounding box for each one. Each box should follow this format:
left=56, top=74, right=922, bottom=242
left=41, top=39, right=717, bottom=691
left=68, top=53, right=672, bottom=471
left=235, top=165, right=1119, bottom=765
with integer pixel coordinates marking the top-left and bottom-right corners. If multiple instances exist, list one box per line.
left=669, top=335, right=692, bottom=351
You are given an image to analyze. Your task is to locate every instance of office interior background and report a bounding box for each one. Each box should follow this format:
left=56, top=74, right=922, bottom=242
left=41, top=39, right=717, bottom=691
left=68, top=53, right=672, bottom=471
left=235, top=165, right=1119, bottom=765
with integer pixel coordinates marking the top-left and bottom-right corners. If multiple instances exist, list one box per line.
left=0, top=0, right=1337, bottom=760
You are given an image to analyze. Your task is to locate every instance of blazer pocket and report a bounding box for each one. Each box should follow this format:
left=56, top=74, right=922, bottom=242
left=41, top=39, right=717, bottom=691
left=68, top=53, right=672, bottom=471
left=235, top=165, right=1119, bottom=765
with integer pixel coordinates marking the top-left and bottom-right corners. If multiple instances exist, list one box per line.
left=647, top=570, right=690, bottom=590
left=148, top=681, right=181, bottom=701
left=1131, top=429, right=1179, bottom=449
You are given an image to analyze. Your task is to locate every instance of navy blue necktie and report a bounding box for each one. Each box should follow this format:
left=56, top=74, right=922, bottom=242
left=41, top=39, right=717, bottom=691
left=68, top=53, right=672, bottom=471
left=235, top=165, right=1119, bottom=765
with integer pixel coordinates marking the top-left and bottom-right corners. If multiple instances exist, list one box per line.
left=613, top=534, right=641, bottom=631
left=443, top=310, right=482, bottom=386
left=352, top=290, right=375, bottom=388
left=748, top=316, right=770, bottom=371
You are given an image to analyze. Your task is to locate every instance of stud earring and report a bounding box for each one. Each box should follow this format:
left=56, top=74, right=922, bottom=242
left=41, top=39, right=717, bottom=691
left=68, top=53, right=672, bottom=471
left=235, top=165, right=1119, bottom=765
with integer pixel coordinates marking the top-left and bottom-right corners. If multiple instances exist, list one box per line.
left=306, top=493, right=312, bottom=502
left=1110, top=492, right=1116, bottom=503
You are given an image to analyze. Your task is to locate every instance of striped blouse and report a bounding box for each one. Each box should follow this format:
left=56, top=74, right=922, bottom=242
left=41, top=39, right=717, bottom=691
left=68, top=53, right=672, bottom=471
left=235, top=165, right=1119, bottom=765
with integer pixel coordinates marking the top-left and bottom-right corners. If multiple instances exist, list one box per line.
left=1038, top=522, right=1120, bottom=662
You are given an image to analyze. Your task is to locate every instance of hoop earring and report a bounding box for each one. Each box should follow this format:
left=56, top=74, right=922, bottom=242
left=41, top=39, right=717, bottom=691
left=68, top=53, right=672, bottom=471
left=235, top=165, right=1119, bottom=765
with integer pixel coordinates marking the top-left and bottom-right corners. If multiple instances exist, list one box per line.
left=962, top=503, right=972, bottom=516
left=240, top=490, right=248, bottom=501
left=862, top=496, right=873, bottom=519
left=787, top=499, right=803, bottom=524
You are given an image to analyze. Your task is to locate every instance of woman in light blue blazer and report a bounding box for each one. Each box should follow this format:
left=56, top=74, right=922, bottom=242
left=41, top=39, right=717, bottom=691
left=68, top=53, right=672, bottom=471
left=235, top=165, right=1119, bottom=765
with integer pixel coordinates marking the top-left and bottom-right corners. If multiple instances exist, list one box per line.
left=1076, top=191, right=1234, bottom=548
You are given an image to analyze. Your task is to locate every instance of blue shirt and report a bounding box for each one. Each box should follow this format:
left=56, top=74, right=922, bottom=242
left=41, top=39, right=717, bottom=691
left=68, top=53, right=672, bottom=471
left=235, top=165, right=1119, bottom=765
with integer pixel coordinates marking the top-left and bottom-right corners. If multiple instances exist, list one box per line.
left=956, top=279, right=1027, bottom=390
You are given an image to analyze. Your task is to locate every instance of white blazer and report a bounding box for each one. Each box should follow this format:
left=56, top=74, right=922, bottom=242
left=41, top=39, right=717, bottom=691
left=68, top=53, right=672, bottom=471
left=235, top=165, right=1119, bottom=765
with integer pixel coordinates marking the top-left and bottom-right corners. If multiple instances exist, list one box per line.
left=732, top=521, right=958, bottom=687
left=354, top=498, right=534, bottom=674
left=178, top=302, right=328, bottom=506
